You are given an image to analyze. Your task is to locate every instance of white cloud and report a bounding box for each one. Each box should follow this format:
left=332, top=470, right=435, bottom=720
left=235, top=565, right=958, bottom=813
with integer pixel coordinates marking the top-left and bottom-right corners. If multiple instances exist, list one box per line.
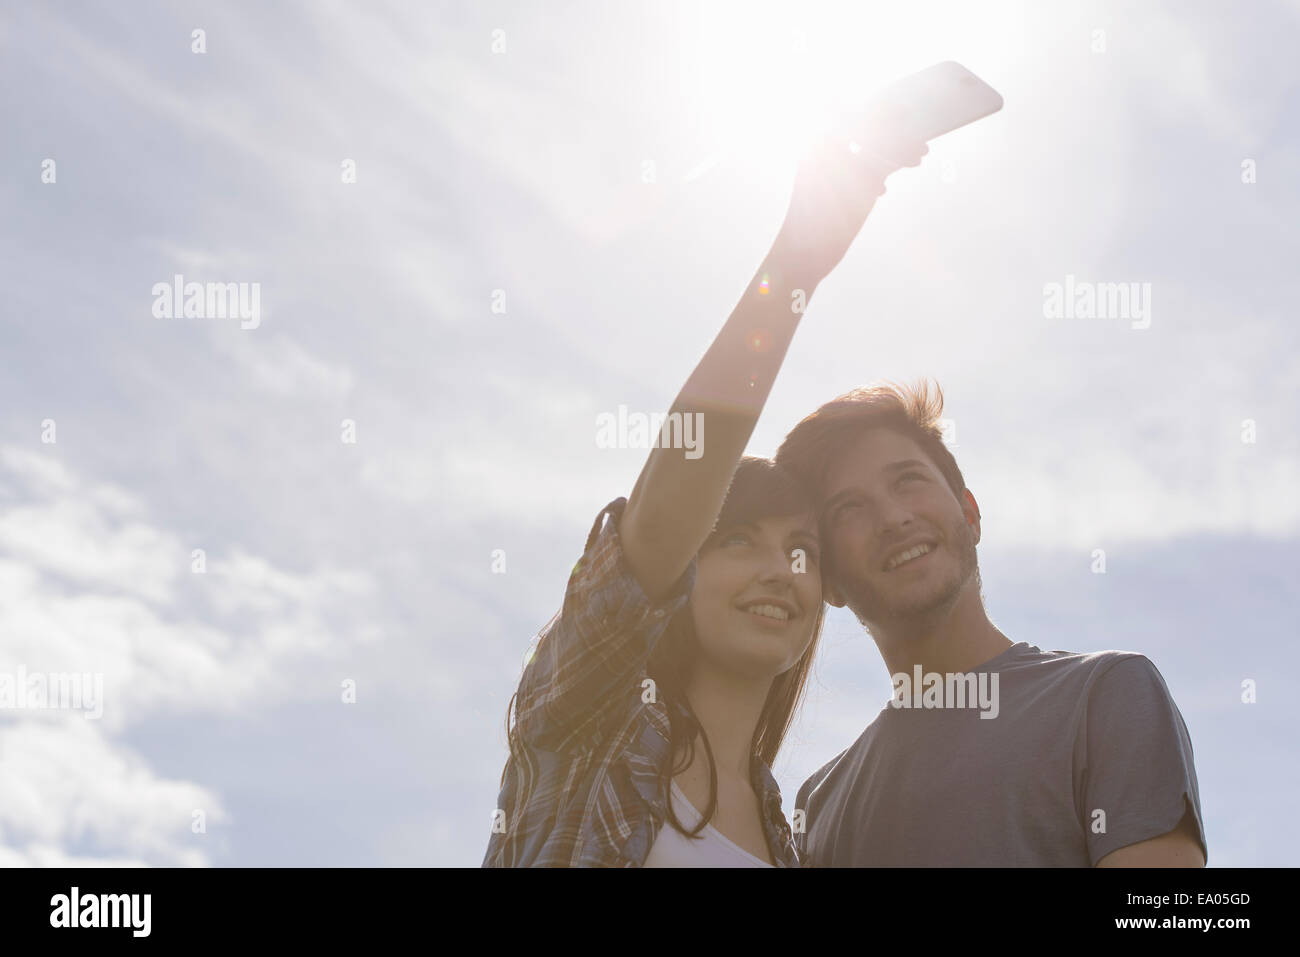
left=209, top=331, right=355, bottom=400
left=0, top=719, right=222, bottom=867
left=0, top=446, right=379, bottom=864
left=0, top=448, right=178, bottom=605
left=0, top=447, right=378, bottom=726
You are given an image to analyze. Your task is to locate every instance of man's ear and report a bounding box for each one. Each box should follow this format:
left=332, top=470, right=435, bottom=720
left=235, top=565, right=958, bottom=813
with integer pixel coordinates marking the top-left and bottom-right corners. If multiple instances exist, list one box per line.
left=961, top=488, right=982, bottom=545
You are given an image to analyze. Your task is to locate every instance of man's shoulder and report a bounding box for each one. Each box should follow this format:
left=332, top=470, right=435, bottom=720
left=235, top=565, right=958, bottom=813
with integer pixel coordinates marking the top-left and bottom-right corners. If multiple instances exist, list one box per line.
left=794, top=710, right=891, bottom=806
left=1004, top=643, right=1157, bottom=685
left=797, top=750, right=847, bottom=803
left=1000, top=645, right=1183, bottom=722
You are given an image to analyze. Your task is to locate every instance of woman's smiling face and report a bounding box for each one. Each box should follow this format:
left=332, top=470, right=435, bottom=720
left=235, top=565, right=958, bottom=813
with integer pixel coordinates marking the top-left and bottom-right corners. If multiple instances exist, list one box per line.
left=688, top=510, right=823, bottom=681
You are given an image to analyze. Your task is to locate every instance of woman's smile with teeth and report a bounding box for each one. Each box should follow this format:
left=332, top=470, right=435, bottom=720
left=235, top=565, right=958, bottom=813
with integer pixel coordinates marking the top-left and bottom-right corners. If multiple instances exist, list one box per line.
left=741, top=603, right=791, bottom=621
left=884, top=543, right=934, bottom=571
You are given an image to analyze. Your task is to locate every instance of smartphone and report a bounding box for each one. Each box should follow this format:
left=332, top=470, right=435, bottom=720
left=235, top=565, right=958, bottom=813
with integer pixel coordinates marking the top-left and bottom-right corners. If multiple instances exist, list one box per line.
left=866, top=61, right=1003, bottom=142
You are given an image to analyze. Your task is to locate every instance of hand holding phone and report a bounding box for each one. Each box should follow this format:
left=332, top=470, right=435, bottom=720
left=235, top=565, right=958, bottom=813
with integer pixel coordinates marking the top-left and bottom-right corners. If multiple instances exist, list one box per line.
left=864, top=61, right=1004, bottom=144
left=772, top=62, right=1003, bottom=286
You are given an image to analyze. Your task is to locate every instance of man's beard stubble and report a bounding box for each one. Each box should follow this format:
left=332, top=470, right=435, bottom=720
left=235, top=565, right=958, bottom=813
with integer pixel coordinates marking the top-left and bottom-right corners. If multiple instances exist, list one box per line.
left=840, top=514, right=980, bottom=631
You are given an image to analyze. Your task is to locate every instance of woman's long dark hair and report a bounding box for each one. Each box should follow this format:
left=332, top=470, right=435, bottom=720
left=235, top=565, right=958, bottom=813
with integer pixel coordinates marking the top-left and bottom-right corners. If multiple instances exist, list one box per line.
left=499, top=456, right=827, bottom=841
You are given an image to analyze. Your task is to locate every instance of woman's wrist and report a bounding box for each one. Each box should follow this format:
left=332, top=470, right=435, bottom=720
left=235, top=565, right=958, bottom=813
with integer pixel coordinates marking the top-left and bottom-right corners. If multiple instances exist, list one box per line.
left=761, top=235, right=823, bottom=311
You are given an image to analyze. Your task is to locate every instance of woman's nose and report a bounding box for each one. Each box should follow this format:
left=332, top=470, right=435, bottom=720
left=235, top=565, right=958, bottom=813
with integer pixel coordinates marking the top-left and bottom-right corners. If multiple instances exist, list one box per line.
left=756, top=547, right=796, bottom=583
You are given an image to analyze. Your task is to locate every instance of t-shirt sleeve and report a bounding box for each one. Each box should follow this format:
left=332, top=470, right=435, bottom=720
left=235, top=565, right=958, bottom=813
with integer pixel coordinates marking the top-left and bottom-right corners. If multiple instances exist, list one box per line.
left=792, top=753, right=844, bottom=867
left=792, top=776, right=815, bottom=863
left=1077, top=654, right=1207, bottom=866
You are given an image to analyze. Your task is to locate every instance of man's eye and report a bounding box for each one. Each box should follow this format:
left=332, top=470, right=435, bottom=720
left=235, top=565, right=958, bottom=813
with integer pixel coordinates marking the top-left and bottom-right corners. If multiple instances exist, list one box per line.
left=900, top=471, right=926, bottom=484
left=721, top=532, right=751, bottom=546
left=834, top=502, right=862, bottom=521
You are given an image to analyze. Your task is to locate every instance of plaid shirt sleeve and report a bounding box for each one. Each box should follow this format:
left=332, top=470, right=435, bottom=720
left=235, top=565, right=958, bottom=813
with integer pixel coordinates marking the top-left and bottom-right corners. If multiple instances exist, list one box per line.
left=513, top=496, right=697, bottom=753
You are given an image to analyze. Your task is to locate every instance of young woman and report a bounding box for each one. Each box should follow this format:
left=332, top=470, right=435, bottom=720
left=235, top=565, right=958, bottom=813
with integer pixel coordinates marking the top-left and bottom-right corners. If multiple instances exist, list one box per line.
left=482, top=118, right=927, bottom=867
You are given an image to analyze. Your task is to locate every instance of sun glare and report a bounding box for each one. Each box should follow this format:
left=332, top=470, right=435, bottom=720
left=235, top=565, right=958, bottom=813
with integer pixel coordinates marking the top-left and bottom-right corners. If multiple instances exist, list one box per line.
left=681, top=0, right=1024, bottom=185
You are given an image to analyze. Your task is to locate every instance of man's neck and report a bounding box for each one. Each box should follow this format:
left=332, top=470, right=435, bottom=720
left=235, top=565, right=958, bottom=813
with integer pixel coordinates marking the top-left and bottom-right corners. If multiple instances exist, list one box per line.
left=870, top=583, right=1013, bottom=678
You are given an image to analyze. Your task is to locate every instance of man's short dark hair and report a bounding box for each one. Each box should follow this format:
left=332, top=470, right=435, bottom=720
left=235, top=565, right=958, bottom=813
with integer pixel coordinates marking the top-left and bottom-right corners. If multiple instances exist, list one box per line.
left=774, top=378, right=967, bottom=507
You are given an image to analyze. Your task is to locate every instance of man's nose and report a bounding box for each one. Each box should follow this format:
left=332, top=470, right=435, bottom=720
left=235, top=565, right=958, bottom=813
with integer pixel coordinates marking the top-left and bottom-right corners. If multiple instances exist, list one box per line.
left=876, top=496, right=916, bottom=538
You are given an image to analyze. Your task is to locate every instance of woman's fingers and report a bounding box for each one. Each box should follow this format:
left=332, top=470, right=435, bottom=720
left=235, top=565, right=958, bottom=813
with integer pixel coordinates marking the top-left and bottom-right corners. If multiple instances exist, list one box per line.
left=856, top=129, right=929, bottom=170
left=855, top=101, right=930, bottom=169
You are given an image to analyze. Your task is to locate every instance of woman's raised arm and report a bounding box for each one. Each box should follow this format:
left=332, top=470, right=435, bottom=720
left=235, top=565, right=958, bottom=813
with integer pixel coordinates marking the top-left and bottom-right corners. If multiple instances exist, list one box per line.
left=620, top=124, right=927, bottom=599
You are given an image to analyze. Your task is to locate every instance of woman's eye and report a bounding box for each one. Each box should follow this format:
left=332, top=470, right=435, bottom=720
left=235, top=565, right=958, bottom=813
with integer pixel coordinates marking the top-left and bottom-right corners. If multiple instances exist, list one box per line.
left=792, top=546, right=820, bottom=564
left=900, top=472, right=926, bottom=485
left=721, top=532, right=751, bottom=546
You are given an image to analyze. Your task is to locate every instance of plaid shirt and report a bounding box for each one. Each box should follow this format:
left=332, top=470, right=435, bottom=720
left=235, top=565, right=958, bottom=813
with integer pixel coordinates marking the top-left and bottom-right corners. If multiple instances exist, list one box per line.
left=482, top=497, right=800, bottom=868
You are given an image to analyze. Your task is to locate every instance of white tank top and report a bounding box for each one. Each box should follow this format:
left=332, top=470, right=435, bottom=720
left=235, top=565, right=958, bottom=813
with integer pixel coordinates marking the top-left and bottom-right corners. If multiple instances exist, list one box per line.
left=643, top=779, right=774, bottom=867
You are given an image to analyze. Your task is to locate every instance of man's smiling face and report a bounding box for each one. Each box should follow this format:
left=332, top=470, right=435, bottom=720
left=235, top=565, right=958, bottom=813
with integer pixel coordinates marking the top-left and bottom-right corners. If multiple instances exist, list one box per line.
left=819, top=427, right=981, bottom=629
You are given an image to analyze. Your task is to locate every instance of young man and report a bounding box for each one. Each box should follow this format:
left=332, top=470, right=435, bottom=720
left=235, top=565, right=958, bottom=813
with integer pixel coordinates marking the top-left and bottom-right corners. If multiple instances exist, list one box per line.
left=774, top=383, right=1207, bottom=866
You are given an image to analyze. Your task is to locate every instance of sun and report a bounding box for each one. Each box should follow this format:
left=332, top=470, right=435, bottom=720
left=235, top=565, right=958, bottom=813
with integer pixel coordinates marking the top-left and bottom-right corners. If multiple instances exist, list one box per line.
left=678, top=0, right=1023, bottom=186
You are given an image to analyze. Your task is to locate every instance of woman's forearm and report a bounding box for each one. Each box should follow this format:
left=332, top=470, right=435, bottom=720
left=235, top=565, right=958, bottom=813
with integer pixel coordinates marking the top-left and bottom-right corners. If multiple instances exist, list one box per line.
left=616, top=116, right=928, bottom=601
left=619, top=242, right=820, bottom=600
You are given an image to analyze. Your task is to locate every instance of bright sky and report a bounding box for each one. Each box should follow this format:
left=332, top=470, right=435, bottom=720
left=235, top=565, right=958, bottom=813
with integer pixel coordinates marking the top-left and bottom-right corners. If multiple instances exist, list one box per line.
left=1, top=0, right=1297, bottom=866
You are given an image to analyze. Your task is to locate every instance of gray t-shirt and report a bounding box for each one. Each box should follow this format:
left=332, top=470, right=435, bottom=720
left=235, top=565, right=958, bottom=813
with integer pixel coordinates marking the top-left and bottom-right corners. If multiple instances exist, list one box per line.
left=794, top=642, right=1206, bottom=866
